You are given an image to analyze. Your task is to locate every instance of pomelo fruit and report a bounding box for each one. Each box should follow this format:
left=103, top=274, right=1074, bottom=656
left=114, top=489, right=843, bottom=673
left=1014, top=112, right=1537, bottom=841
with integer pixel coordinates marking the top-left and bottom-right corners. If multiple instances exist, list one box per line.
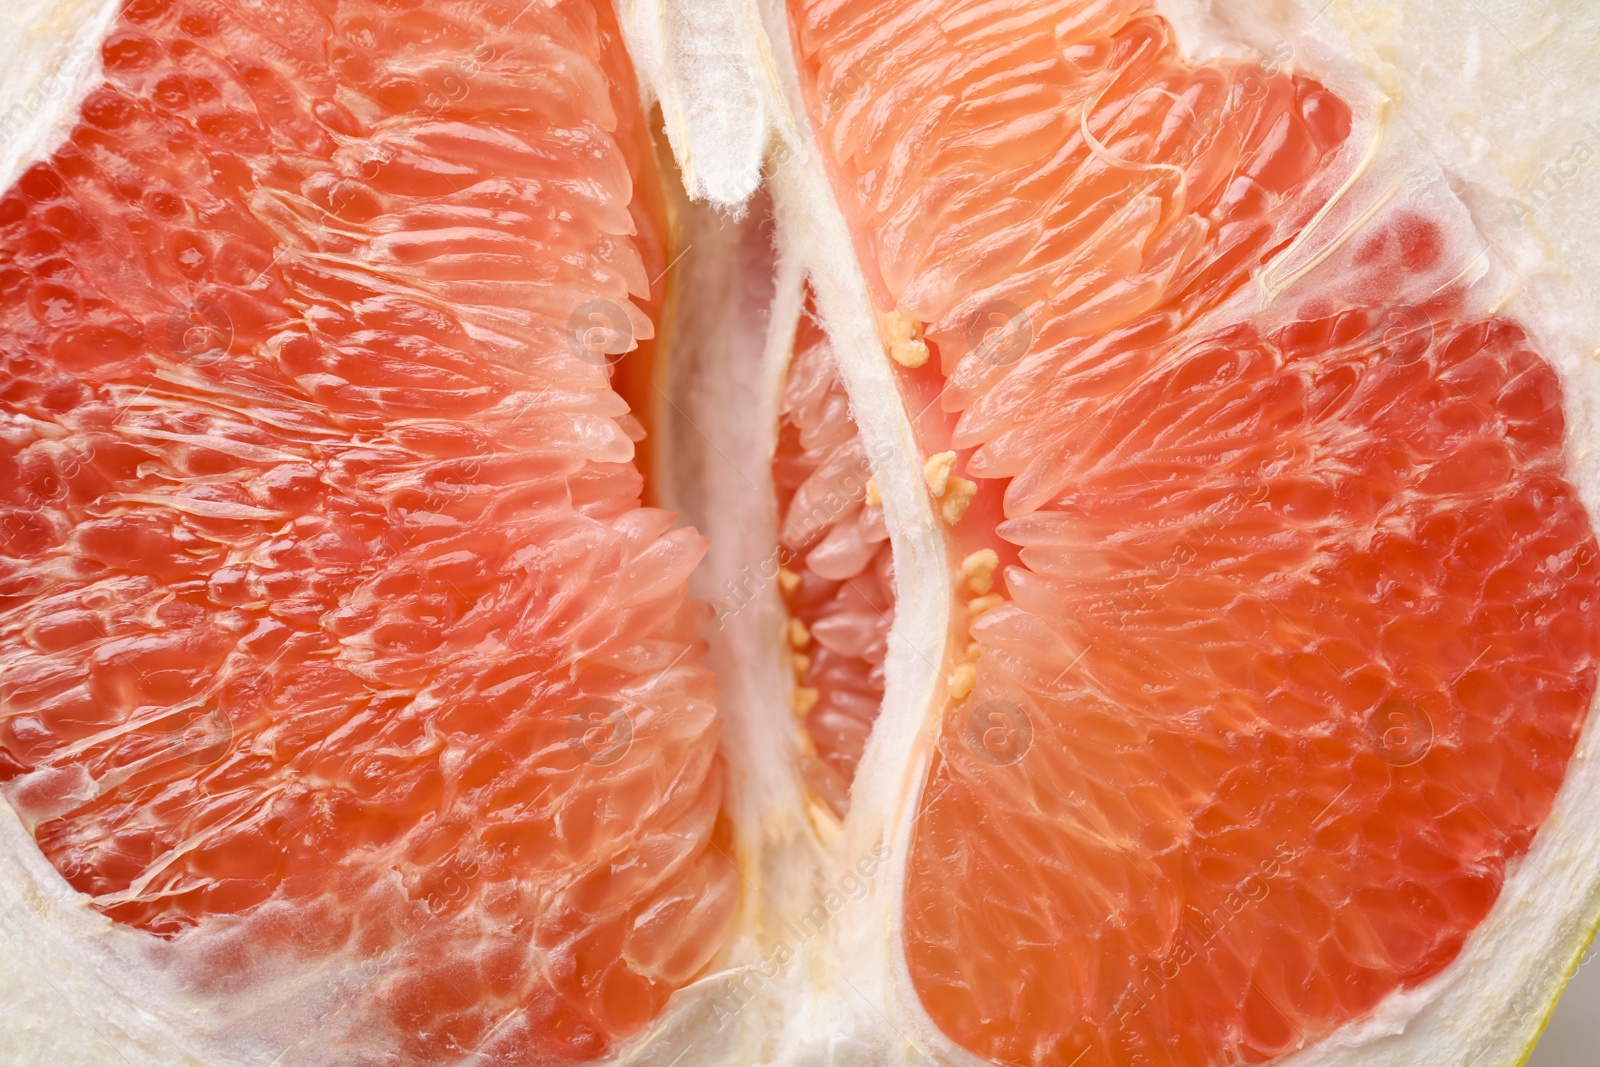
left=5, top=0, right=1600, bottom=1066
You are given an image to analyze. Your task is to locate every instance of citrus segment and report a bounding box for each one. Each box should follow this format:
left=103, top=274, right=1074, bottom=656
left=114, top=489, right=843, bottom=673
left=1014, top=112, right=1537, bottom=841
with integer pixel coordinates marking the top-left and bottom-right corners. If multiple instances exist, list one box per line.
left=784, top=0, right=1600, bottom=1064
left=0, top=0, right=733, bottom=1061
left=774, top=297, right=894, bottom=816
left=913, top=308, right=1600, bottom=1066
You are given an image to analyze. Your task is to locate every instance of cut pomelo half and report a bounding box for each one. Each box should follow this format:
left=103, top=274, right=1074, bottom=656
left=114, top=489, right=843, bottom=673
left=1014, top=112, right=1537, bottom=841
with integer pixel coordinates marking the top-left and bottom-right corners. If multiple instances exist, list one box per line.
left=6, top=0, right=1600, bottom=1066
left=0, top=0, right=736, bottom=1063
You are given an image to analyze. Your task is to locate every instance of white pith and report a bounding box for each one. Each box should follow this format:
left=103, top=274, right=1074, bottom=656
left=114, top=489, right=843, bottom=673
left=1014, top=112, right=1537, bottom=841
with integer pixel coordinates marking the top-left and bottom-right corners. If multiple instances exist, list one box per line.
left=2, top=2, right=1600, bottom=1067
left=0, top=0, right=121, bottom=195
